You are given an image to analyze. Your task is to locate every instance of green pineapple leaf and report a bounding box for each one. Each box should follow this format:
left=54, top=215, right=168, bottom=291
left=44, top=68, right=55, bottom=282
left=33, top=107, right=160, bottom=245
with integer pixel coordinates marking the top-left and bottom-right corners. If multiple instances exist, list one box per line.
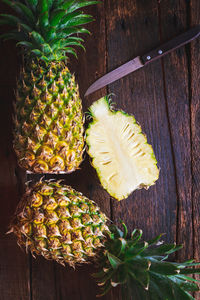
left=37, top=0, right=49, bottom=28
left=0, top=14, right=21, bottom=26
left=67, top=1, right=99, bottom=13
left=107, top=252, right=122, bottom=269
left=94, top=224, right=200, bottom=299
left=49, top=9, right=66, bottom=27
left=24, top=0, right=38, bottom=10
left=0, top=0, right=98, bottom=62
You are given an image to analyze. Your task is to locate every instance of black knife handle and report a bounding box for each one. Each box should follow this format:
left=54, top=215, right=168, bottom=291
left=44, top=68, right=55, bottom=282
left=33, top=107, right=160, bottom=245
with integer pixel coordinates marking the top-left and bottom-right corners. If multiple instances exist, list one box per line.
left=141, top=25, right=200, bottom=65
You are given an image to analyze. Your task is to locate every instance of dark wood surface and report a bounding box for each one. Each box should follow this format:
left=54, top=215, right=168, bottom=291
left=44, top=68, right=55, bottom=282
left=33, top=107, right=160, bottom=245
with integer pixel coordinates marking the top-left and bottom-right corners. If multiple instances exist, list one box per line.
left=0, top=0, right=199, bottom=299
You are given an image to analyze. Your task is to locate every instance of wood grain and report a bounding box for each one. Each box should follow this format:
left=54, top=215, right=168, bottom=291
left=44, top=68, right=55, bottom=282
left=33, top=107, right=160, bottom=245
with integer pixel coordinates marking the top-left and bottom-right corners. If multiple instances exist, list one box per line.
left=0, top=236, right=30, bottom=300
left=0, top=3, right=29, bottom=299
left=190, top=0, right=200, bottom=298
left=105, top=0, right=177, bottom=245
left=159, top=0, right=193, bottom=260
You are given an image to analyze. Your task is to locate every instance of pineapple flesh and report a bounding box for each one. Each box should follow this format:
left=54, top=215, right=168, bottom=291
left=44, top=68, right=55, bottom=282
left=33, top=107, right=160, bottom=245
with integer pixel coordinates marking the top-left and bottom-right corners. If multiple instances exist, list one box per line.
left=0, top=0, right=98, bottom=173
left=86, top=97, right=159, bottom=200
left=10, top=180, right=109, bottom=267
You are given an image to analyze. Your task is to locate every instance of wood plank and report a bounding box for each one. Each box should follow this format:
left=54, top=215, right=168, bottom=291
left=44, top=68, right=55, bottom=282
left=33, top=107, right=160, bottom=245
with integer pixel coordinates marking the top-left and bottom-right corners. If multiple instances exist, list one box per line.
left=0, top=2, right=30, bottom=295
left=0, top=236, right=30, bottom=300
left=159, top=0, right=193, bottom=260
left=105, top=0, right=178, bottom=245
left=31, top=257, right=57, bottom=300
left=190, top=1, right=200, bottom=299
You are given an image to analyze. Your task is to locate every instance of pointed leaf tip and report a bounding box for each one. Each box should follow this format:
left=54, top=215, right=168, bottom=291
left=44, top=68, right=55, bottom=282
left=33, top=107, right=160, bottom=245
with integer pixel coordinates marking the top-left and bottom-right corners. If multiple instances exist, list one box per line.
left=107, top=252, right=122, bottom=269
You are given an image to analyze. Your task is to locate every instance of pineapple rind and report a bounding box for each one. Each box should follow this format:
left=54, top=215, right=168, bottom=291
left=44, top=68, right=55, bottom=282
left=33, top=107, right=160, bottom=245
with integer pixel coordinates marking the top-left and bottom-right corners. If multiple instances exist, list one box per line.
left=11, top=180, right=109, bottom=267
left=14, top=61, right=84, bottom=173
left=86, top=97, right=159, bottom=200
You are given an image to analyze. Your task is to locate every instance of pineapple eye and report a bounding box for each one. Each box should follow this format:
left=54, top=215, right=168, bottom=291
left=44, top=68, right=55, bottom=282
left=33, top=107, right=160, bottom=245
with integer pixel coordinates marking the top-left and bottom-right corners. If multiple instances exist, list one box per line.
left=44, top=197, right=58, bottom=210
left=49, top=156, right=65, bottom=171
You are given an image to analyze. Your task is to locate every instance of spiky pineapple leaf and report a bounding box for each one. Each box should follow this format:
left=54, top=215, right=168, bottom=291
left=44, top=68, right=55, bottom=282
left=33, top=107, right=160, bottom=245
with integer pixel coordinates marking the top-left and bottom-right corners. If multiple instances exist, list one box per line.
left=131, top=229, right=143, bottom=245
left=170, top=276, right=199, bottom=292
left=64, top=47, right=77, bottom=58
left=0, top=14, right=21, bottom=26
left=49, top=9, right=66, bottom=27
left=37, top=0, right=49, bottom=27
left=2, top=0, right=35, bottom=27
left=107, top=252, right=122, bottom=269
left=61, top=14, right=94, bottom=28
left=25, top=0, right=38, bottom=10
left=66, top=1, right=99, bottom=13
left=60, top=27, right=90, bottom=36
left=94, top=224, right=200, bottom=299
left=150, top=260, right=180, bottom=275
left=16, top=41, right=33, bottom=48
left=0, top=0, right=98, bottom=62
left=177, top=274, right=200, bottom=282
left=30, top=31, right=45, bottom=48
left=59, top=0, right=76, bottom=11
left=147, top=233, right=165, bottom=246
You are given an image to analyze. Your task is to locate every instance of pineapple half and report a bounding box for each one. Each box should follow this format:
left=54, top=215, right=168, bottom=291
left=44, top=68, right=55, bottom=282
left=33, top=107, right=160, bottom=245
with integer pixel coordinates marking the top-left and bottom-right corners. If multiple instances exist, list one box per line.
left=0, top=0, right=98, bottom=173
left=10, top=181, right=200, bottom=299
left=86, top=97, right=159, bottom=200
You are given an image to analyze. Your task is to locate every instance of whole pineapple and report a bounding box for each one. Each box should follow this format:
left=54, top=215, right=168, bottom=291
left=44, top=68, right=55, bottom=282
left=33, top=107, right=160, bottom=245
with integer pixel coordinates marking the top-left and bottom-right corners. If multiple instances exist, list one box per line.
left=10, top=180, right=109, bottom=267
left=10, top=182, right=200, bottom=298
left=0, top=0, right=97, bottom=173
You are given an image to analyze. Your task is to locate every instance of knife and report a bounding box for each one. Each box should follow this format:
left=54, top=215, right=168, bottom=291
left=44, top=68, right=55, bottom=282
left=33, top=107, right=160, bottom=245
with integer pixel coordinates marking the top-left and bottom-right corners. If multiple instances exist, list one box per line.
left=85, top=25, right=200, bottom=96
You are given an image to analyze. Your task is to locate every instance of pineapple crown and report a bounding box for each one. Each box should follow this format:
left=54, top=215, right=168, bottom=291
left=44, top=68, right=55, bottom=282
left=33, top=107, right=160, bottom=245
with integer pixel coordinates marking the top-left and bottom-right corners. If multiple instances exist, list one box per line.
left=94, top=223, right=200, bottom=299
left=0, top=0, right=98, bottom=62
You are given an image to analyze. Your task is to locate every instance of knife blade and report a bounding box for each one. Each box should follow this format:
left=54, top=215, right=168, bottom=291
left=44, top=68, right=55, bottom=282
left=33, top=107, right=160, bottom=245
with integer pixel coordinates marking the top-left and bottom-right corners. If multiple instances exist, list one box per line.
left=85, top=25, right=200, bottom=96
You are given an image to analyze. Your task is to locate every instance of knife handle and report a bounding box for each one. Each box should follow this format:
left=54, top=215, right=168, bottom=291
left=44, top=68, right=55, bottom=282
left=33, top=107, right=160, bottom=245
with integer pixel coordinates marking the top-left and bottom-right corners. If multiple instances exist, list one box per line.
left=141, top=25, right=200, bottom=65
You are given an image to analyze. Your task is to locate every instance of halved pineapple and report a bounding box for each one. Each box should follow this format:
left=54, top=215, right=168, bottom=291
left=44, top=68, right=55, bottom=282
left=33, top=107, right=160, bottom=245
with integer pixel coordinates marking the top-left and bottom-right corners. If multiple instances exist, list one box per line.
left=86, top=97, right=159, bottom=200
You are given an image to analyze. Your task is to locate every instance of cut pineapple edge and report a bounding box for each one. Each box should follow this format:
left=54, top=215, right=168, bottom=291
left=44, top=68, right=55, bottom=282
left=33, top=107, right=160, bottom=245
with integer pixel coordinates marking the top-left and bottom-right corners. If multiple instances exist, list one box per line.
left=86, top=97, right=159, bottom=201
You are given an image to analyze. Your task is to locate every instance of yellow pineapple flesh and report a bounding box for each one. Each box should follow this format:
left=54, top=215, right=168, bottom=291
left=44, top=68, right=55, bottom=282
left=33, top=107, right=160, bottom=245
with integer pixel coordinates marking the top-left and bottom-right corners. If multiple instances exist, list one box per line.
left=86, top=97, right=159, bottom=200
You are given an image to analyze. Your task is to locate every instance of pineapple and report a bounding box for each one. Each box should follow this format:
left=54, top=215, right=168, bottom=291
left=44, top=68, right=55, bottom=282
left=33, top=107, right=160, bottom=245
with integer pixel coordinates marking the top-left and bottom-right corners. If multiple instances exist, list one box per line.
left=0, top=0, right=98, bottom=173
left=10, top=180, right=109, bottom=267
left=86, top=96, right=159, bottom=200
left=10, top=181, right=200, bottom=299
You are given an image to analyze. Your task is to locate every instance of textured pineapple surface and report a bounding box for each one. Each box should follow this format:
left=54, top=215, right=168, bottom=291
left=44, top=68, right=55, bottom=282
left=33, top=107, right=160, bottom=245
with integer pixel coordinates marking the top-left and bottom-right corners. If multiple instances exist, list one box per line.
left=11, top=180, right=109, bottom=267
left=14, top=62, right=84, bottom=173
left=86, top=97, right=159, bottom=200
left=0, top=0, right=98, bottom=173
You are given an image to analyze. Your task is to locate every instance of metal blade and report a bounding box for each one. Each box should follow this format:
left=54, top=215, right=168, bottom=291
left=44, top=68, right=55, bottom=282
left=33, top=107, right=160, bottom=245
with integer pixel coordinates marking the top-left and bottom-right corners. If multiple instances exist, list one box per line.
left=85, top=56, right=143, bottom=96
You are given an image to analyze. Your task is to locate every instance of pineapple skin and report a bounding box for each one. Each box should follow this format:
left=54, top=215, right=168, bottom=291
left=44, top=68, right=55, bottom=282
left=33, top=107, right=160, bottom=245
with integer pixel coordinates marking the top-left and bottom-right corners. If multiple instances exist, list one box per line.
left=11, top=180, right=109, bottom=267
left=13, top=60, right=84, bottom=173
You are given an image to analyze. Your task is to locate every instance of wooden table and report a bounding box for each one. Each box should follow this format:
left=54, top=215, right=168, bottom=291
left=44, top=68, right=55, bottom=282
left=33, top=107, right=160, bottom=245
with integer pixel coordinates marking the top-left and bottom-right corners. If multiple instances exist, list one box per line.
left=0, top=0, right=200, bottom=299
